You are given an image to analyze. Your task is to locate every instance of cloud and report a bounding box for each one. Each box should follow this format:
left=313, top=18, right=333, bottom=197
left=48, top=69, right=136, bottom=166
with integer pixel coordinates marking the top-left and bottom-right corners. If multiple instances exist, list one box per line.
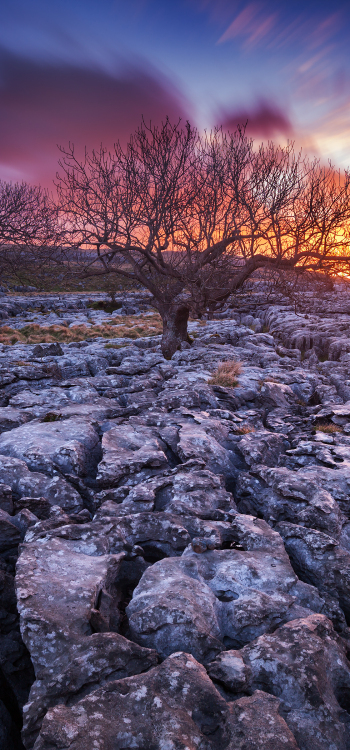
left=188, top=0, right=241, bottom=26
left=219, top=99, right=293, bottom=139
left=0, top=49, right=191, bottom=187
left=308, top=99, right=350, bottom=169
left=194, top=0, right=342, bottom=54
left=218, top=3, right=277, bottom=48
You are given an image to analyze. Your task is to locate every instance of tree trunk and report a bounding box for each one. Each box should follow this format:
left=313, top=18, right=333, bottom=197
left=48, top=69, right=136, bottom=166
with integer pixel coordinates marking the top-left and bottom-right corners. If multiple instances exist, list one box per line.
left=158, top=303, right=190, bottom=359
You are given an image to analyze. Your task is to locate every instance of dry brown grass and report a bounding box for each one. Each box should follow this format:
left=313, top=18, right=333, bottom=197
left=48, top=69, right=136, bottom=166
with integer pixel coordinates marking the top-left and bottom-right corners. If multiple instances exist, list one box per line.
left=315, top=422, right=343, bottom=434
left=0, top=314, right=163, bottom=345
left=235, top=425, right=254, bottom=434
left=208, top=360, right=242, bottom=388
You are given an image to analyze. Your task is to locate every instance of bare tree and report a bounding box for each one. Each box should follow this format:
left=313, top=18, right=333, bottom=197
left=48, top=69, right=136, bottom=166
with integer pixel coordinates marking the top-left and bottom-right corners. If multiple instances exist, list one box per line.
left=0, top=181, right=62, bottom=290
left=56, top=120, right=350, bottom=358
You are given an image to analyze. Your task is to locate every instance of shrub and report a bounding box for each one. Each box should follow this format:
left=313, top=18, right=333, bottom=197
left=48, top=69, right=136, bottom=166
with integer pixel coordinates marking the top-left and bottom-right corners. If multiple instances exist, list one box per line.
left=208, top=361, right=242, bottom=388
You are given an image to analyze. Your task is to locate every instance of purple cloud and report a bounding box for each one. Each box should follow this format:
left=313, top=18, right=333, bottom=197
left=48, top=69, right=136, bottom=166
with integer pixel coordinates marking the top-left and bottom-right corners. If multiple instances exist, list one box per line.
left=219, top=99, right=293, bottom=139
left=0, top=49, right=191, bottom=187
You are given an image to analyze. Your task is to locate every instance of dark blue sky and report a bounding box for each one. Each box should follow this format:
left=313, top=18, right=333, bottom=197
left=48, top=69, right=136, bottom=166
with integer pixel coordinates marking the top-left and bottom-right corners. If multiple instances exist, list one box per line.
left=1, top=0, right=349, bottom=185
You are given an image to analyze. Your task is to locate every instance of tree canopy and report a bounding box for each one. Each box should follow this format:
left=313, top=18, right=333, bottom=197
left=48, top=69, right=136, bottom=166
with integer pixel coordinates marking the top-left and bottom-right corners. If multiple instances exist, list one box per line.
left=56, top=120, right=350, bottom=356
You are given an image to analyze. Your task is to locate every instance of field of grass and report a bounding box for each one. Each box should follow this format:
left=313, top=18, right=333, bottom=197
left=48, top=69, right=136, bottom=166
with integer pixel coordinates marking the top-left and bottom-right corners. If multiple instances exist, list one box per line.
left=0, top=313, right=163, bottom=345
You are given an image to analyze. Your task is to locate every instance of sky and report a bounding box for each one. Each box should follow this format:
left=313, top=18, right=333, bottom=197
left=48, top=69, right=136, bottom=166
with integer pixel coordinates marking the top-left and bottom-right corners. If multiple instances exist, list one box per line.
left=1, top=0, right=350, bottom=187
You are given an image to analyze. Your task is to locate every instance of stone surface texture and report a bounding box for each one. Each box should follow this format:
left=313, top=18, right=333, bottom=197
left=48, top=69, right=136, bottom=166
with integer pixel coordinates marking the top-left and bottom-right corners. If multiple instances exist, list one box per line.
left=0, top=289, right=350, bottom=748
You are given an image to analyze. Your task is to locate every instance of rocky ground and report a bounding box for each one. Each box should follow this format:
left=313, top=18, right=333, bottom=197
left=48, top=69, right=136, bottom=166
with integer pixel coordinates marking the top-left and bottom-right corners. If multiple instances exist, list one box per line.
left=0, top=290, right=152, bottom=328
left=1, top=290, right=350, bottom=749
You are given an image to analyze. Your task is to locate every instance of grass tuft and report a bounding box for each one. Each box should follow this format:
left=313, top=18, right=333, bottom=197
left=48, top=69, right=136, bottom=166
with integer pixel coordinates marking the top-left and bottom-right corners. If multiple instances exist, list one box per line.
left=208, top=360, right=242, bottom=388
left=235, top=425, right=254, bottom=434
left=316, top=422, right=343, bottom=434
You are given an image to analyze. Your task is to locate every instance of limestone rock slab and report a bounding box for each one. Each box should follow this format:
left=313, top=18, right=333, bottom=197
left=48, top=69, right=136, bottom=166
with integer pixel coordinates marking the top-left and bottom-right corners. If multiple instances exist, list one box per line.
left=32, top=652, right=300, bottom=750
left=96, top=423, right=168, bottom=487
left=0, top=418, right=100, bottom=477
left=209, top=614, right=350, bottom=750
left=0, top=455, right=83, bottom=513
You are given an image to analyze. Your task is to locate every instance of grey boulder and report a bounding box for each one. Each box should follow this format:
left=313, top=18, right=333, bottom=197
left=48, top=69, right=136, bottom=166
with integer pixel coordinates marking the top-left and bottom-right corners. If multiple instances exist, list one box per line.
left=126, top=535, right=317, bottom=660
left=22, top=633, right=158, bottom=749
left=208, top=613, right=350, bottom=750
left=32, top=651, right=299, bottom=750
left=276, top=521, right=350, bottom=623
left=236, top=464, right=347, bottom=542
left=96, top=422, right=168, bottom=487
left=0, top=455, right=83, bottom=513
left=0, top=418, right=100, bottom=477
